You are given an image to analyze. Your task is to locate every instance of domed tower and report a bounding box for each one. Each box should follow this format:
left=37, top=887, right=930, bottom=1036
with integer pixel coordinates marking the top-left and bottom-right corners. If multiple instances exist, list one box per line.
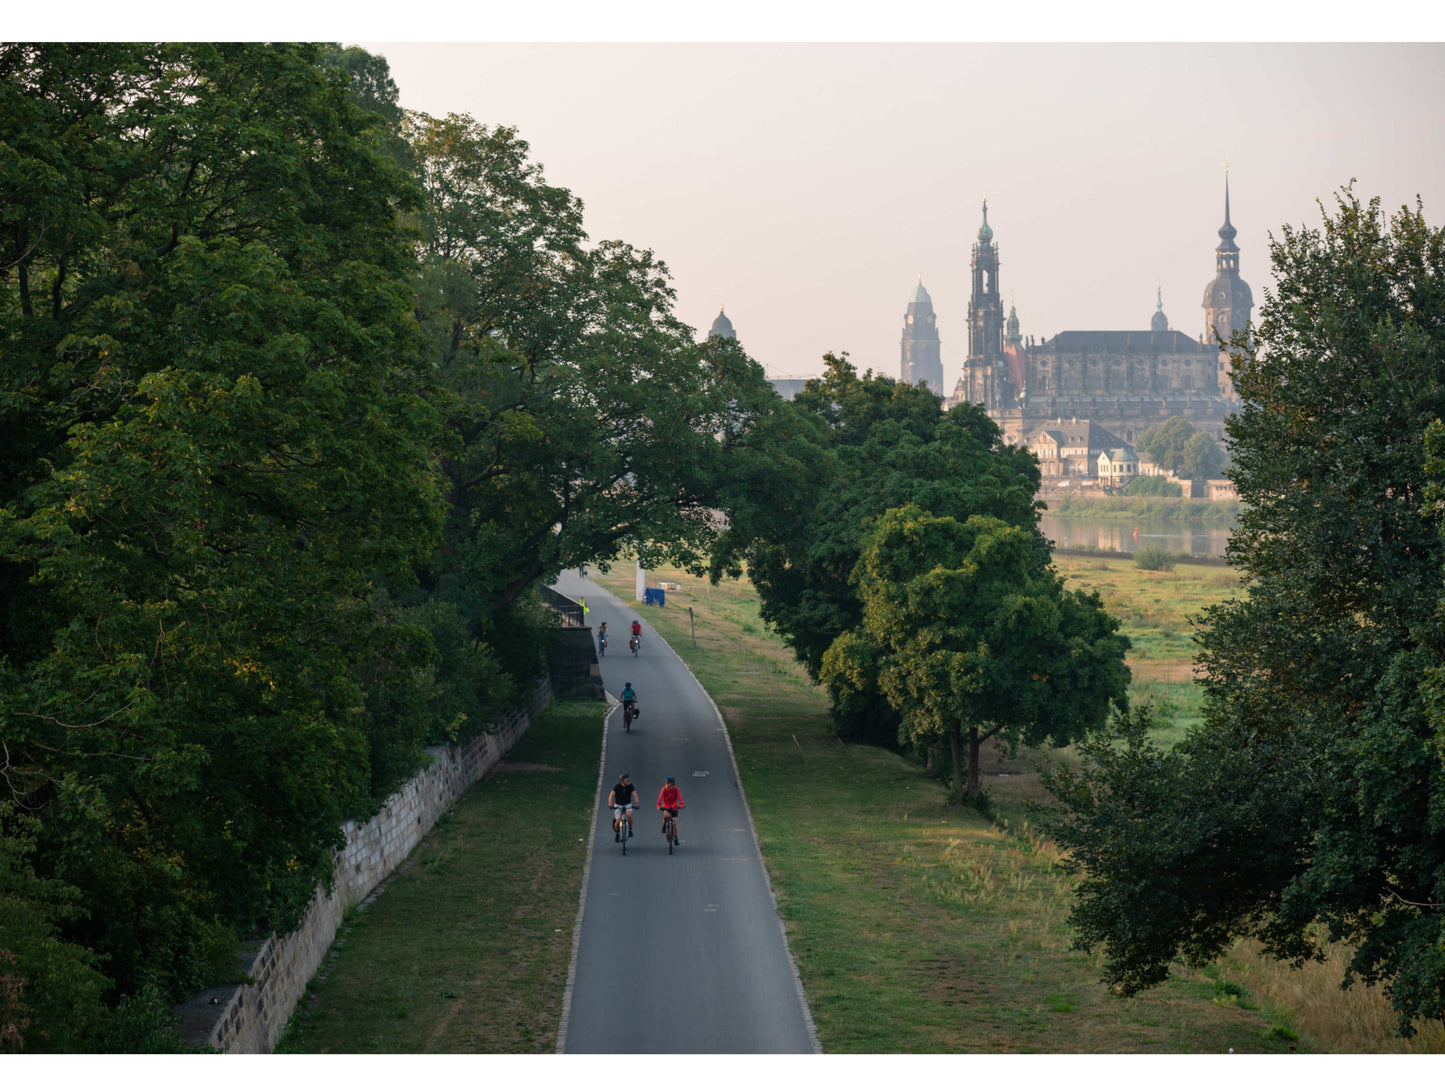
left=1201, top=171, right=1253, bottom=400
left=1005, top=300, right=1022, bottom=349
left=900, top=276, right=943, bottom=396
left=961, top=199, right=1008, bottom=410
left=1151, top=284, right=1169, bottom=334
left=708, top=305, right=737, bottom=340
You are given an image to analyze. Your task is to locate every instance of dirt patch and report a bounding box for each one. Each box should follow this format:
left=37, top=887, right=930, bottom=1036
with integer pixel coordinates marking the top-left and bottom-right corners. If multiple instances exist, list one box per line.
left=1127, top=658, right=1199, bottom=682
left=722, top=707, right=744, bottom=725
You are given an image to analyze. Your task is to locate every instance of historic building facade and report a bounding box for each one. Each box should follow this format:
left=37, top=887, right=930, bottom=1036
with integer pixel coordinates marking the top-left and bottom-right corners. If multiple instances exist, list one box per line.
left=944, top=184, right=1253, bottom=450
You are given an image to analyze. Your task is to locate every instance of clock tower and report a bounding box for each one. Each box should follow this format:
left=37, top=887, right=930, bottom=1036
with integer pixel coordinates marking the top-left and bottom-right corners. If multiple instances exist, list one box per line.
left=1201, top=171, right=1253, bottom=401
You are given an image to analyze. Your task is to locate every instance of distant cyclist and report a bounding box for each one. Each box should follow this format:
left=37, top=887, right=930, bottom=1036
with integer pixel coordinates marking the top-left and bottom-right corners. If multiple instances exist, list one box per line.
left=609, top=772, right=637, bottom=840
left=630, top=618, right=642, bottom=650
left=597, top=622, right=609, bottom=656
left=657, top=775, right=685, bottom=845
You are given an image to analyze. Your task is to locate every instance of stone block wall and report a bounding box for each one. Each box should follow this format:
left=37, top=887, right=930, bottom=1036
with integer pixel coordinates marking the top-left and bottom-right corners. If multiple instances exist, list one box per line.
left=188, top=677, right=551, bottom=1054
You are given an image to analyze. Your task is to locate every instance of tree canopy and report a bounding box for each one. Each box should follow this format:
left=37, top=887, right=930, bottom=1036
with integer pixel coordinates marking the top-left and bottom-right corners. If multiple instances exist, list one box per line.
left=0, top=45, right=789, bottom=1049
left=715, top=354, right=1047, bottom=748
left=1045, top=188, right=1445, bottom=1036
left=1138, top=417, right=1225, bottom=480
left=0, top=44, right=445, bottom=1044
left=823, top=505, right=1130, bottom=798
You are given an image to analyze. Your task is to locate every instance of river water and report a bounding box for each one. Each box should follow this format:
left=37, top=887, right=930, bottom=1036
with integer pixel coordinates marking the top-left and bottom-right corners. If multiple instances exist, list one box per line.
left=1040, top=512, right=1235, bottom=559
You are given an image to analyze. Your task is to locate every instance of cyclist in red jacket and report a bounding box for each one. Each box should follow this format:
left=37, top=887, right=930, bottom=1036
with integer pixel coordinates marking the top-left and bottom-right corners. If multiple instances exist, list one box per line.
left=657, top=776, right=684, bottom=845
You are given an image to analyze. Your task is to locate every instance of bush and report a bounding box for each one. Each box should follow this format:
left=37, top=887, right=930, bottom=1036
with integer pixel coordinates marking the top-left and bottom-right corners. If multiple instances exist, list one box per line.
left=1122, top=475, right=1183, bottom=498
left=1134, top=545, right=1177, bottom=572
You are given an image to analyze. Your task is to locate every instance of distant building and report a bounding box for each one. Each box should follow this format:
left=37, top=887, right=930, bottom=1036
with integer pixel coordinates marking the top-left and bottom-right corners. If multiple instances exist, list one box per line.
left=768, top=378, right=809, bottom=401
left=1098, top=446, right=1140, bottom=487
left=1025, top=418, right=1125, bottom=479
left=900, top=276, right=944, bottom=396
left=945, top=179, right=1253, bottom=448
left=703, top=305, right=811, bottom=401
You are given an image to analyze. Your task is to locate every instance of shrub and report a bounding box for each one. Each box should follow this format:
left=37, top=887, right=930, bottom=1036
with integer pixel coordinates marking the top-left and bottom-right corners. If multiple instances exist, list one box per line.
left=1134, top=545, right=1177, bottom=572
left=1122, top=475, right=1183, bottom=498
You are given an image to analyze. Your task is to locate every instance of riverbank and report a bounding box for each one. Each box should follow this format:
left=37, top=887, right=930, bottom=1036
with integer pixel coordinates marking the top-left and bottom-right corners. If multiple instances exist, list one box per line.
left=1042, top=491, right=1241, bottom=522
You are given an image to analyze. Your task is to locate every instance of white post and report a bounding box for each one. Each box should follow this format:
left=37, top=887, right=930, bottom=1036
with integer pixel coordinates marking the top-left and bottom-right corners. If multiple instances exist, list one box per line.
left=636, top=555, right=645, bottom=602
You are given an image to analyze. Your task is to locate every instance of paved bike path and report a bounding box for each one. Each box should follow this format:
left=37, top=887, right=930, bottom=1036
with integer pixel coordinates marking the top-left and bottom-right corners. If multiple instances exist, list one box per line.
left=553, top=570, right=817, bottom=1054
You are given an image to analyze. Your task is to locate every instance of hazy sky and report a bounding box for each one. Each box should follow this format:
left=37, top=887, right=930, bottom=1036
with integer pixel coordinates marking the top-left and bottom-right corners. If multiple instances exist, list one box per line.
left=360, top=41, right=1445, bottom=391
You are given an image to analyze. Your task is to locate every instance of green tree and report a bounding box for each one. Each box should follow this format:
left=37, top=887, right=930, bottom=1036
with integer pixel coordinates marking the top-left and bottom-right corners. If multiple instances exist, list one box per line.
left=823, top=506, right=1129, bottom=798
left=1138, top=417, right=1224, bottom=479
left=404, top=111, right=781, bottom=645
left=718, top=354, right=1044, bottom=745
left=1045, top=188, right=1445, bottom=1036
left=0, top=43, right=442, bottom=1026
left=1180, top=429, right=1226, bottom=480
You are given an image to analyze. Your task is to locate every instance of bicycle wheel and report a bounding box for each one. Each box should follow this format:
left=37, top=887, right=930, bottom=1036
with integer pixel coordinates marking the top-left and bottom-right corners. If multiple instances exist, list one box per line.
left=667, top=817, right=674, bottom=854
left=621, top=815, right=627, bottom=855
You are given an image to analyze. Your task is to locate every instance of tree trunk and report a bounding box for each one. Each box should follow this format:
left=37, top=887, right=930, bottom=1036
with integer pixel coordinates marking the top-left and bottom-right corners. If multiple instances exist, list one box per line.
left=947, top=724, right=964, bottom=803
left=967, top=724, right=982, bottom=798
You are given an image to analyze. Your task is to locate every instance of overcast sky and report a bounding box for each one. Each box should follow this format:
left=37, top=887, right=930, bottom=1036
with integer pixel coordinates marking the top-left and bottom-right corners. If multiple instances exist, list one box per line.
left=358, top=40, right=1445, bottom=390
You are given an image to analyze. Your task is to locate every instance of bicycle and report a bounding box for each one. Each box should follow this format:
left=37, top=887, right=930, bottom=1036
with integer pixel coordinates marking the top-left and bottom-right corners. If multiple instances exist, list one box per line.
left=661, top=808, right=679, bottom=854
left=629, top=634, right=639, bottom=657
left=611, top=802, right=636, bottom=855
left=598, top=634, right=607, bottom=658
left=622, top=702, right=637, bottom=731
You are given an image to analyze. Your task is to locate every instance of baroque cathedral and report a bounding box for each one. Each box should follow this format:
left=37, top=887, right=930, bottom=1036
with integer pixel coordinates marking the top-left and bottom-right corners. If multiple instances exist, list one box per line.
left=908, top=181, right=1253, bottom=449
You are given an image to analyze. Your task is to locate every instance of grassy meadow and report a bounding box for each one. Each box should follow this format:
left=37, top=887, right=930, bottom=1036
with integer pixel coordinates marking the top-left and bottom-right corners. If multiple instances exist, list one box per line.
left=1052, top=554, right=1243, bottom=745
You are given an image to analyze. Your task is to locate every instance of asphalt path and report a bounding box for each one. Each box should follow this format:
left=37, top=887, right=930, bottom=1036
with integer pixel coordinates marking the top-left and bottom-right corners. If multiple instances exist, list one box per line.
left=552, top=569, right=818, bottom=1054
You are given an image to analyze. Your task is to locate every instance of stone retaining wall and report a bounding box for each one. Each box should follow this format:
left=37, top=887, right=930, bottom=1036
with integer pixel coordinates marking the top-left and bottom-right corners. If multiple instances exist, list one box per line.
left=181, top=677, right=552, bottom=1053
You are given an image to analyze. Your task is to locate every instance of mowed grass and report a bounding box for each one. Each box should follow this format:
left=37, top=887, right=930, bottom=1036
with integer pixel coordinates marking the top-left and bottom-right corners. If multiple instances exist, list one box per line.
left=275, top=701, right=603, bottom=1054
left=595, top=564, right=1299, bottom=1052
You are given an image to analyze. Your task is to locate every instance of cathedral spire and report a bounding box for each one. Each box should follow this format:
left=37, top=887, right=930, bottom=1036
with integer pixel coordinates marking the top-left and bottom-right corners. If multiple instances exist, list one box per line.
left=1218, top=165, right=1237, bottom=248
left=977, top=198, right=994, bottom=244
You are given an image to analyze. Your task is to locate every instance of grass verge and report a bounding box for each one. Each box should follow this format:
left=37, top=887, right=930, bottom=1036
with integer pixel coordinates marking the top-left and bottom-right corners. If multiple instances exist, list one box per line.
left=274, top=700, right=603, bottom=1053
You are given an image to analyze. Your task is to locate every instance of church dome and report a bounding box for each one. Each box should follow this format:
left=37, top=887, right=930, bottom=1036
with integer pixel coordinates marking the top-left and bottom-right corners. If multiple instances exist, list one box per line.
left=709, top=305, right=736, bottom=340
left=1151, top=286, right=1169, bottom=333
left=977, top=199, right=994, bottom=243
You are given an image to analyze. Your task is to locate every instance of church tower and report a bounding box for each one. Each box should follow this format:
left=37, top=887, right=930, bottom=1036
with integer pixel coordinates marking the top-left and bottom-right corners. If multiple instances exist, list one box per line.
left=1201, top=172, right=1253, bottom=401
left=961, top=200, right=1008, bottom=409
left=900, top=276, right=943, bottom=396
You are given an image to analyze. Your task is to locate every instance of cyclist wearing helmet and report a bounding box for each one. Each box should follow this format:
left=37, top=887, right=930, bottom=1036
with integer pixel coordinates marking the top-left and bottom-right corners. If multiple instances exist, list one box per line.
left=657, top=776, right=684, bottom=845
left=609, top=772, right=637, bottom=840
